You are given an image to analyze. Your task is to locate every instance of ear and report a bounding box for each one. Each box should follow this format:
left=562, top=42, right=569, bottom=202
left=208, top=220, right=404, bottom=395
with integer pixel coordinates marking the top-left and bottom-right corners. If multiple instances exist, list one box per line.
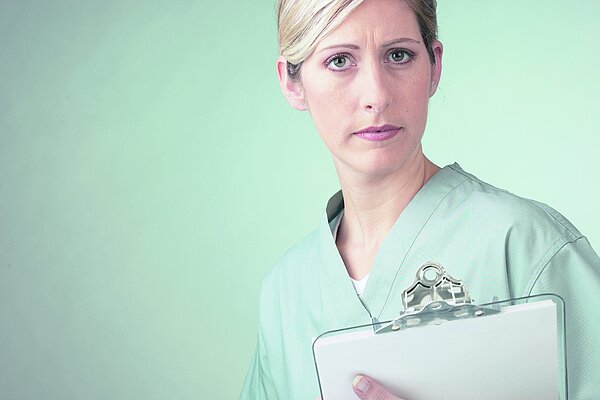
left=276, top=55, right=307, bottom=111
left=428, top=40, right=443, bottom=97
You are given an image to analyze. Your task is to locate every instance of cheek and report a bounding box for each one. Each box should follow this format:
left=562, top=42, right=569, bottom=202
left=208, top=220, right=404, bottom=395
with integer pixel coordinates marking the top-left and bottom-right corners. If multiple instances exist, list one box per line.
left=304, top=79, right=351, bottom=137
left=400, top=76, right=432, bottom=119
left=306, top=77, right=349, bottom=111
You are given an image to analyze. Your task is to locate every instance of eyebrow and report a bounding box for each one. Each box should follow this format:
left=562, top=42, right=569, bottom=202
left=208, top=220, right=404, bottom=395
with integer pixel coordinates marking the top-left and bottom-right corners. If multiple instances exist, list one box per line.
left=317, top=37, right=421, bottom=53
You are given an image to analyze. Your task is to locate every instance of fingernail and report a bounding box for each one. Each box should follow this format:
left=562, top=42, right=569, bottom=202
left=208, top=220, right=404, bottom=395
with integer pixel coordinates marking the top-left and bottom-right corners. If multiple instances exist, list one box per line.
left=352, top=375, right=370, bottom=394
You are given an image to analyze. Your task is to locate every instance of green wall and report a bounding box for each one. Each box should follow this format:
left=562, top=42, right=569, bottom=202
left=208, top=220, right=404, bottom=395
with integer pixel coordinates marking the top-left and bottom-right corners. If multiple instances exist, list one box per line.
left=1, top=1, right=598, bottom=398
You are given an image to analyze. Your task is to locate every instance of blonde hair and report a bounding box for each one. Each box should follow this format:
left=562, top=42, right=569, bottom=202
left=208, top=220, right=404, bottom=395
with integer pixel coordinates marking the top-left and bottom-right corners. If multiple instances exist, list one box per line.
left=275, top=0, right=438, bottom=80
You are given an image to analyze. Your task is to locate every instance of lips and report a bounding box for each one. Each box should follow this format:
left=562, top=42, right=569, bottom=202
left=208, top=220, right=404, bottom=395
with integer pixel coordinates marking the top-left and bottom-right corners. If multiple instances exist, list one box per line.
left=353, top=124, right=401, bottom=142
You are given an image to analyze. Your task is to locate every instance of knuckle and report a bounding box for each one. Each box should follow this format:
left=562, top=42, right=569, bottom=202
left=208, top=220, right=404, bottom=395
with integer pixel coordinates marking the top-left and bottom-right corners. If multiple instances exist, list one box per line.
left=370, top=386, right=390, bottom=400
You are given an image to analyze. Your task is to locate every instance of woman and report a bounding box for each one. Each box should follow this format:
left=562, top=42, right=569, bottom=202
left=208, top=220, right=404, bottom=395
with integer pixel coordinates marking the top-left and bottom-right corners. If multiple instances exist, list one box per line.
left=241, top=0, right=600, bottom=398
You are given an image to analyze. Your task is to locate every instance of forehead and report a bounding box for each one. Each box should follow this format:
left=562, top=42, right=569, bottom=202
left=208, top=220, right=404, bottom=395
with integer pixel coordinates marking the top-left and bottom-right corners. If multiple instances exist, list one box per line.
left=317, top=0, right=421, bottom=49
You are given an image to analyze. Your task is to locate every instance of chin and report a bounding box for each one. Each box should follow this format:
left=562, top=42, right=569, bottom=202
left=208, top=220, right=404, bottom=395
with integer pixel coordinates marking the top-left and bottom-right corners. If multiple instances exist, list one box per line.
left=349, top=155, right=410, bottom=177
left=333, top=139, right=424, bottom=177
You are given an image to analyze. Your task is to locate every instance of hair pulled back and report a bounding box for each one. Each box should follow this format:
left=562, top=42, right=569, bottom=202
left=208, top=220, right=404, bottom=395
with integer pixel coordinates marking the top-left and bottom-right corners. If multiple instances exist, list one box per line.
left=275, top=0, right=438, bottom=80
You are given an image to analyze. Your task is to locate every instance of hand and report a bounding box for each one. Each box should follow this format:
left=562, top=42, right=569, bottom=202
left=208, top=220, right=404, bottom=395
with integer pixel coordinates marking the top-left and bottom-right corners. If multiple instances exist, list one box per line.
left=314, top=374, right=406, bottom=400
left=352, top=375, right=405, bottom=400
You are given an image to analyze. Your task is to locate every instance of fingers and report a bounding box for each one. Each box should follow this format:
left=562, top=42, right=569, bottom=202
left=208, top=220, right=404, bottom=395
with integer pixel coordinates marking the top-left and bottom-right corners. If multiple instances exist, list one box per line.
left=352, top=375, right=405, bottom=400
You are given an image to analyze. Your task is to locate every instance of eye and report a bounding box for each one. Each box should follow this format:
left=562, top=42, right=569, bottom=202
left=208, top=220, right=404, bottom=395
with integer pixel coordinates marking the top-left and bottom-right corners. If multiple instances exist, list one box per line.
left=325, top=53, right=353, bottom=71
left=386, top=49, right=414, bottom=64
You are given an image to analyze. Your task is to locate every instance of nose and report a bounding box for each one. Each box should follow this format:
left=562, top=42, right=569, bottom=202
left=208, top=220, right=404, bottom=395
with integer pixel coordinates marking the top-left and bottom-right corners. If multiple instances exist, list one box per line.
left=358, top=60, right=392, bottom=114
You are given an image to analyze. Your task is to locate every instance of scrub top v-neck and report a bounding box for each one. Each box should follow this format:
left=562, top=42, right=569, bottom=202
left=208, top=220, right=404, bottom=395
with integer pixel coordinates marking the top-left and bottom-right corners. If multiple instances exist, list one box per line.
left=319, top=164, right=469, bottom=329
left=329, top=210, right=370, bottom=297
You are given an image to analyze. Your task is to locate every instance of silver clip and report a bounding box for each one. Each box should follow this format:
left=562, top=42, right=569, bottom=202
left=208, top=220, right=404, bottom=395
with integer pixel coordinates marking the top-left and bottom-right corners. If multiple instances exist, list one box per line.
left=403, top=262, right=471, bottom=313
left=376, top=262, right=500, bottom=334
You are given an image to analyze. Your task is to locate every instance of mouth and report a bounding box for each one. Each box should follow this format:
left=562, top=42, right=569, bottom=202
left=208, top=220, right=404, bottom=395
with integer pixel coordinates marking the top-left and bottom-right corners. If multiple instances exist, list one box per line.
left=353, top=125, right=401, bottom=141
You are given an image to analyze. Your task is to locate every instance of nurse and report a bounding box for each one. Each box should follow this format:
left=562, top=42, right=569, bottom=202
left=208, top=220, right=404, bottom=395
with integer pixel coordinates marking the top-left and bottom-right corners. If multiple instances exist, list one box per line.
left=242, top=0, right=600, bottom=399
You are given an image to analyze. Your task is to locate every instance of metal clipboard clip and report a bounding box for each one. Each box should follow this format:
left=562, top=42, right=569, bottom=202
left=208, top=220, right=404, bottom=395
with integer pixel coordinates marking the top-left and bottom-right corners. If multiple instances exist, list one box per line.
left=375, top=262, right=501, bottom=334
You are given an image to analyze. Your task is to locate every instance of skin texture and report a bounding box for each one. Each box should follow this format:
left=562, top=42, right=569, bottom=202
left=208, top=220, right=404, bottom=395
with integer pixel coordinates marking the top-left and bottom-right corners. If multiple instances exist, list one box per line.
left=284, top=0, right=440, bottom=179
left=277, top=0, right=442, bottom=398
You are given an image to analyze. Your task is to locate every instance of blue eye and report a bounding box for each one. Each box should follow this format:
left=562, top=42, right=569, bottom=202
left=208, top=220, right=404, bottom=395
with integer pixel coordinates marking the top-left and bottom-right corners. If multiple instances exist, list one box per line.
left=387, top=49, right=413, bottom=64
left=325, top=53, right=352, bottom=71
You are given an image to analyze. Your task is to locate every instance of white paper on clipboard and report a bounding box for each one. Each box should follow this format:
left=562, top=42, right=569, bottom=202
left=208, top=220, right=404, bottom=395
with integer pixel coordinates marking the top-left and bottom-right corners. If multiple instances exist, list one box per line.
left=313, top=299, right=560, bottom=400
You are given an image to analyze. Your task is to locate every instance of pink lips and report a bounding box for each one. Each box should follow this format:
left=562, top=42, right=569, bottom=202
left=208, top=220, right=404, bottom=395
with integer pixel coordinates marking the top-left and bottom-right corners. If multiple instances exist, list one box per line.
left=353, top=124, right=400, bottom=141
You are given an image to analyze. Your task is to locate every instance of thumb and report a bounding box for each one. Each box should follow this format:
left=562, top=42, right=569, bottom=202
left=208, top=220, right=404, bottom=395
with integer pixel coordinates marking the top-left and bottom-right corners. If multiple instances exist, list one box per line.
left=352, top=375, right=404, bottom=400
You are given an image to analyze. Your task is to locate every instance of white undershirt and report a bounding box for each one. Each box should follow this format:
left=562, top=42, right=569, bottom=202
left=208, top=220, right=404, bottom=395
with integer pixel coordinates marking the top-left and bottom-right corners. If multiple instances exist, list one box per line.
left=330, top=210, right=370, bottom=296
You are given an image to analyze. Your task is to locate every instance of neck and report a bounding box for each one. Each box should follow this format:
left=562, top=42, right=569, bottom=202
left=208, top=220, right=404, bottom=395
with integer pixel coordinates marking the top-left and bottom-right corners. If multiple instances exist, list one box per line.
left=335, top=150, right=439, bottom=255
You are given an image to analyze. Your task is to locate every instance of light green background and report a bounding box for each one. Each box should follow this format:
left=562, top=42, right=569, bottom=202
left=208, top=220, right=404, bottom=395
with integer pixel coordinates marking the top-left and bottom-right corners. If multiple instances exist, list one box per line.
left=1, top=1, right=598, bottom=399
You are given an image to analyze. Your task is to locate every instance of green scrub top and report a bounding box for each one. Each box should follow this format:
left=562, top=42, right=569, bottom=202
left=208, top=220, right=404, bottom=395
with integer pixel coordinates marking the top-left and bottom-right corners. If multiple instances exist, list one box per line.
left=241, top=163, right=600, bottom=400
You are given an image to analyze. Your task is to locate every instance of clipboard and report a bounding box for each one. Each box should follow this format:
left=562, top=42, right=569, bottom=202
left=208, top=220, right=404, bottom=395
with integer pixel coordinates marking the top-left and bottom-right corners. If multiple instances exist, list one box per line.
left=312, top=262, right=568, bottom=400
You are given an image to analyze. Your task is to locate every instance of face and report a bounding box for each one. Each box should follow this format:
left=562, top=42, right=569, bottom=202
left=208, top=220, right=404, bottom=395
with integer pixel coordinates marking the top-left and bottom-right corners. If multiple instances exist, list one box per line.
left=278, top=0, right=442, bottom=178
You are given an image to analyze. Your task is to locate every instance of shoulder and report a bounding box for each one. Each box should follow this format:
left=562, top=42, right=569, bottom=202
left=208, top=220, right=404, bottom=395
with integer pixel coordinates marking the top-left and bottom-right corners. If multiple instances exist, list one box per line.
left=447, top=164, right=582, bottom=243
left=259, top=227, right=321, bottom=301
left=440, top=164, right=588, bottom=296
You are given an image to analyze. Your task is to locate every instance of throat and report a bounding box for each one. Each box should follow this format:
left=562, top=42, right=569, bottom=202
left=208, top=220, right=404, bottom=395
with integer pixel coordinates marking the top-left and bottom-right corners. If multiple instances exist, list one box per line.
left=337, top=239, right=379, bottom=281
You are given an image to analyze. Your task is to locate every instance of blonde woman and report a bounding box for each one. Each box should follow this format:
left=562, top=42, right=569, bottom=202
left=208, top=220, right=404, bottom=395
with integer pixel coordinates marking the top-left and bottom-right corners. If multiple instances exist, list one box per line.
left=241, top=0, right=600, bottom=399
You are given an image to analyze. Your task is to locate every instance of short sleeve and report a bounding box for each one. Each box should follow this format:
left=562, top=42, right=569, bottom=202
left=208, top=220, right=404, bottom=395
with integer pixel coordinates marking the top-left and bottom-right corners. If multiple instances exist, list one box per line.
left=239, top=323, right=279, bottom=400
left=529, top=236, right=600, bottom=399
left=240, top=274, right=281, bottom=400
